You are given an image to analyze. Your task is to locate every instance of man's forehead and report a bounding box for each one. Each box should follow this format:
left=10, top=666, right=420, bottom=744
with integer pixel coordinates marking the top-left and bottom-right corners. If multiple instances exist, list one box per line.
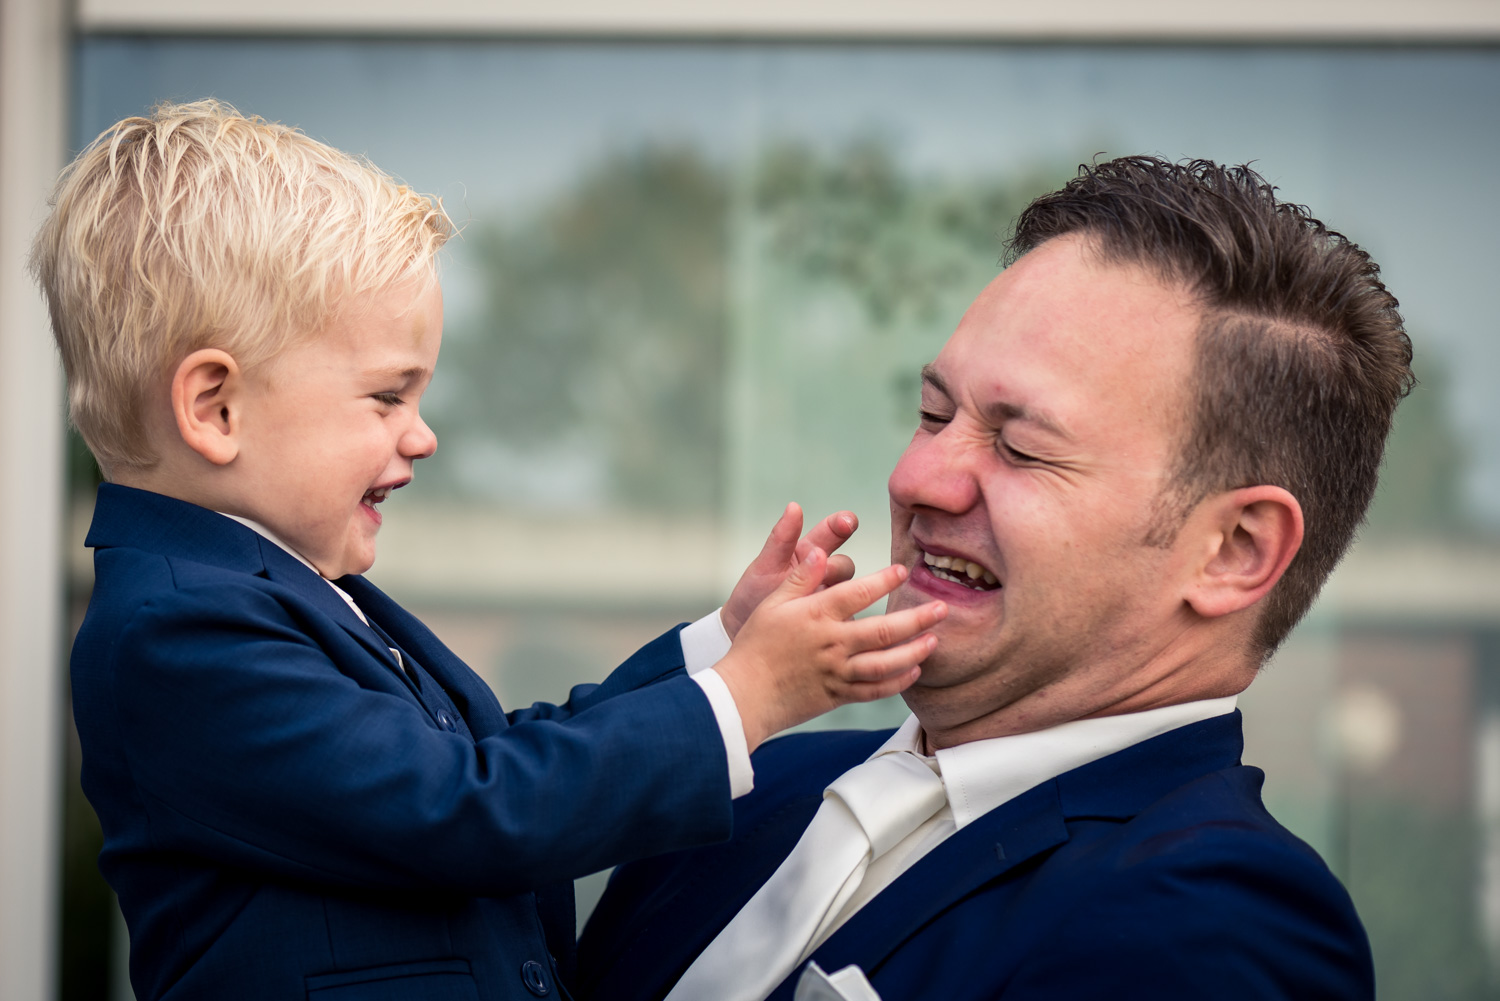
left=930, top=236, right=1200, bottom=434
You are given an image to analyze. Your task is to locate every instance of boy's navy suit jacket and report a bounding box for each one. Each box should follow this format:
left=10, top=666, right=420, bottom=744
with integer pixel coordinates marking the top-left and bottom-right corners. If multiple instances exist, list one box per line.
left=73, top=484, right=733, bottom=1001
left=579, top=713, right=1375, bottom=1001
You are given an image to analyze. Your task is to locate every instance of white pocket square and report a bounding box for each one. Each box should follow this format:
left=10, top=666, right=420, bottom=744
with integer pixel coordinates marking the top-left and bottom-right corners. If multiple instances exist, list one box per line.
left=794, top=961, right=884, bottom=1001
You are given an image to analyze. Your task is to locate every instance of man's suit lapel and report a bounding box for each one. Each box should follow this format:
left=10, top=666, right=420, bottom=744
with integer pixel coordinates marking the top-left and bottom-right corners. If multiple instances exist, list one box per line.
left=769, top=712, right=1247, bottom=1000
left=779, top=782, right=1071, bottom=1000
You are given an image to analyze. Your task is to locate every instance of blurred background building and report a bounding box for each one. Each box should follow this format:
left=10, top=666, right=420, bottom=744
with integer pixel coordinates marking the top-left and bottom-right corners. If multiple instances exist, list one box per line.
left=3, top=1, right=1499, bottom=998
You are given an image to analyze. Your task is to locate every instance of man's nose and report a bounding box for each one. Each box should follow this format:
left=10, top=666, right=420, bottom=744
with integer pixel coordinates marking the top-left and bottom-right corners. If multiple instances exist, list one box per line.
left=402, top=411, right=438, bottom=460
left=887, top=428, right=979, bottom=514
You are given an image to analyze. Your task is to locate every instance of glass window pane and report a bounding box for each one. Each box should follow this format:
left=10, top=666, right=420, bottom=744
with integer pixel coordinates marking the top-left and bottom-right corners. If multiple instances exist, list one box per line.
left=71, top=38, right=1500, bottom=998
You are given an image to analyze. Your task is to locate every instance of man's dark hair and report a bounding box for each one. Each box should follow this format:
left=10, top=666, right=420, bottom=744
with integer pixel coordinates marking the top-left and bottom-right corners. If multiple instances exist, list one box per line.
left=1008, top=156, right=1414, bottom=657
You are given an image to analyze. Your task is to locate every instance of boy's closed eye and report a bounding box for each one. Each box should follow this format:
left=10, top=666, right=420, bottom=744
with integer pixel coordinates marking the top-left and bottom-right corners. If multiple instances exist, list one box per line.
left=372, top=391, right=405, bottom=407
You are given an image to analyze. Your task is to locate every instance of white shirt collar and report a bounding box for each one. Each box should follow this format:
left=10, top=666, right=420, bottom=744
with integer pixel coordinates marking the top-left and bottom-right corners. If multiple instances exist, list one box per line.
left=872, top=696, right=1239, bottom=829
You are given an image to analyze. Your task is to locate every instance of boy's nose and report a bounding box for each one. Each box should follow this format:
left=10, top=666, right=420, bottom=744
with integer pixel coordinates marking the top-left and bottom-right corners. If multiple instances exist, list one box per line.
left=403, top=414, right=438, bottom=460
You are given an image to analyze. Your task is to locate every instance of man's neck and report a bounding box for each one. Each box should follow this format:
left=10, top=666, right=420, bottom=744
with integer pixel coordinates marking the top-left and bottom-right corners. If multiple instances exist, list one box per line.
left=908, top=647, right=1258, bottom=752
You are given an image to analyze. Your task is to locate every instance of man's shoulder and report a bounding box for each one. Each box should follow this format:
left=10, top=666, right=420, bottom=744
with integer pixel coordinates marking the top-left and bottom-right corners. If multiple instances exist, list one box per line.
left=982, top=763, right=1370, bottom=996
left=1062, top=762, right=1339, bottom=889
left=859, top=759, right=1370, bottom=1001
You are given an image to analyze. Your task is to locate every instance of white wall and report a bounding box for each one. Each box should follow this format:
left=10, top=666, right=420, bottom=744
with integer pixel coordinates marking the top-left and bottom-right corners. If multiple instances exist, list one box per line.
left=71, top=0, right=1500, bottom=39
left=0, top=0, right=69, bottom=997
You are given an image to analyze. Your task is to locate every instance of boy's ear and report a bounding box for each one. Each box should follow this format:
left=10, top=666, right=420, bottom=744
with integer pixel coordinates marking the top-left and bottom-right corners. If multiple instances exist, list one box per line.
left=171, top=349, right=243, bottom=466
left=1182, top=485, right=1304, bottom=620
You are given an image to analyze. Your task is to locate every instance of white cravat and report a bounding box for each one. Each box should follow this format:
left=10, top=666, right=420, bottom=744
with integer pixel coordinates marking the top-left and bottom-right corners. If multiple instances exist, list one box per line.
left=666, top=748, right=947, bottom=1001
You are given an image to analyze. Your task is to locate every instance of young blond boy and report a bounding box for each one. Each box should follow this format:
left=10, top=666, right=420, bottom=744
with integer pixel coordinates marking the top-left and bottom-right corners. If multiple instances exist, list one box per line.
left=33, top=101, right=945, bottom=1001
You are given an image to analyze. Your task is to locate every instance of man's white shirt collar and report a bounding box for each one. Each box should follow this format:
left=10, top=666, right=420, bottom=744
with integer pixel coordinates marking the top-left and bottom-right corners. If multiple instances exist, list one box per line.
left=874, top=695, right=1239, bottom=829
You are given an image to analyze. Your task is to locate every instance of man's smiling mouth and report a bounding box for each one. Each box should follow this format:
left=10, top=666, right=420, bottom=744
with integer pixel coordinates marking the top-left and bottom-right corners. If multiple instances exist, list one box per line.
left=922, top=550, right=999, bottom=590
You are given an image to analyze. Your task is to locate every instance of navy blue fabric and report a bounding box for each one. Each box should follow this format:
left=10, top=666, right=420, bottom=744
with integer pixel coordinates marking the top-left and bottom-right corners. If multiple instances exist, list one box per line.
left=73, top=484, right=734, bottom=1001
left=578, top=714, right=1374, bottom=1001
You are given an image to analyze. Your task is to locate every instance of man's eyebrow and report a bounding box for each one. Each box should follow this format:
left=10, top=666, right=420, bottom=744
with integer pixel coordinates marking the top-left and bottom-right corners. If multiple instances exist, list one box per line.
left=983, top=400, right=1072, bottom=440
left=919, top=364, right=951, bottom=398
left=922, top=364, right=1071, bottom=439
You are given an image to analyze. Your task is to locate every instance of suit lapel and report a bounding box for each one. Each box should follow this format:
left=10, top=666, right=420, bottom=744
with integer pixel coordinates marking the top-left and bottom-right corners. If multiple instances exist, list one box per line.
left=771, top=712, right=1247, bottom=999
left=786, top=781, right=1070, bottom=999
left=336, top=574, right=509, bottom=739
left=253, top=542, right=412, bottom=683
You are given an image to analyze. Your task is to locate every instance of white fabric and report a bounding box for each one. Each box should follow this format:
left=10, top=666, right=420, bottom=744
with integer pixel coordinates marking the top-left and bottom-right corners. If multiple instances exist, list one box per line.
left=678, top=695, right=1240, bottom=1001
left=666, top=748, right=946, bottom=1001
left=681, top=609, right=754, bottom=797
left=689, top=667, right=754, bottom=798
left=679, top=608, right=732, bottom=672
left=794, top=962, right=883, bottom=1001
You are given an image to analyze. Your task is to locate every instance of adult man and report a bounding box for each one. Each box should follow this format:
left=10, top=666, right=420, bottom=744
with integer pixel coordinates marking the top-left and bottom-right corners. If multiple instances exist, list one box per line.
left=577, top=157, right=1411, bottom=1001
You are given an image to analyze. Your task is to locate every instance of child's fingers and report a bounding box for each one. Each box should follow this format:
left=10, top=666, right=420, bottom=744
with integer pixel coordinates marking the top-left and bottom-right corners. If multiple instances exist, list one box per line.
left=751, top=502, right=804, bottom=572
left=814, top=563, right=910, bottom=620
left=803, top=511, right=858, bottom=556
left=842, top=601, right=947, bottom=652
left=842, top=634, right=937, bottom=685
left=769, top=545, right=828, bottom=601
left=821, top=554, right=856, bottom=589
left=842, top=665, right=924, bottom=704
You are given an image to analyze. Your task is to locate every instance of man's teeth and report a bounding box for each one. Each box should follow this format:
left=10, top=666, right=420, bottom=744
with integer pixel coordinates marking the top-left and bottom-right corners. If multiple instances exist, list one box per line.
left=922, top=551, right=998, bottom=588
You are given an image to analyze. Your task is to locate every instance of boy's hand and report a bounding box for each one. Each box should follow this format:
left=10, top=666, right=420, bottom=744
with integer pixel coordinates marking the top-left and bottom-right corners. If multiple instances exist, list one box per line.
left=722, top=502, right=860, bottom=639
left=716, top=546, right=947, bottom=751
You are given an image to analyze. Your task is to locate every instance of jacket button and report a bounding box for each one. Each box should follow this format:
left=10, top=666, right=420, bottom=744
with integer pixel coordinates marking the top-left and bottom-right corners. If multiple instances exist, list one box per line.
left=437, top=710, right=457, bottom=732
left=520, top=960, right=550, bottom=996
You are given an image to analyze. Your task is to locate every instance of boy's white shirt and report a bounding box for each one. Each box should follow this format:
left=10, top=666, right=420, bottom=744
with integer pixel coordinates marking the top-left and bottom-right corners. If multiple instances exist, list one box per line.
left=219, top=512, right=753, bottom=798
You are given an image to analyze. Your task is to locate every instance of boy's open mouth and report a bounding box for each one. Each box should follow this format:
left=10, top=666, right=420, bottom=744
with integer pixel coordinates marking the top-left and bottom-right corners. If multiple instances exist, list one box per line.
left=362, top=486, right=393, bottom=508
left=921, top=550, right=1000, bottom=591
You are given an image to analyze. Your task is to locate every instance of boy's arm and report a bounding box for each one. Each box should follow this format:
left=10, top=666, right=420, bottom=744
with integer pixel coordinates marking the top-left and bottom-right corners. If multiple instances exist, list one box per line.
left=113, top=580, right=735, bottom=897
left=502, top=505, right=865, bottom=798
left=108, top=517, right=936, bottom=898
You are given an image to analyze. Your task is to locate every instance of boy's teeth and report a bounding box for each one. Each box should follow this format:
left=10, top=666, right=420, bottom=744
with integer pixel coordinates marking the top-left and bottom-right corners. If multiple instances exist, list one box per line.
left=921, top=550, right=999, bottom=589
left=364, top=487, right=391, bottom=503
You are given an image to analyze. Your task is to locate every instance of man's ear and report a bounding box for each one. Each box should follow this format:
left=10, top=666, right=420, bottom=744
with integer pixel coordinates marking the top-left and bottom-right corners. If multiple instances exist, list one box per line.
left=171, top=349, right=243, bottom=466
left=1183, top=485, right=1304, bottom=619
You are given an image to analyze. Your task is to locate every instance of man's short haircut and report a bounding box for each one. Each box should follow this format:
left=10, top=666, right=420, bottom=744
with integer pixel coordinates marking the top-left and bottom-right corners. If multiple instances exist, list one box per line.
left=30, top=99, right=454, bottom=475
left=1008, top=156, right=1414, bottom=657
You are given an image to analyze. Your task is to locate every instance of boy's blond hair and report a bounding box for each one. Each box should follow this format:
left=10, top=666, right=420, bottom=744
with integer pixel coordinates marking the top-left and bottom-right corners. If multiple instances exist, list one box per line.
left=29, top=99, right=454, bottom=475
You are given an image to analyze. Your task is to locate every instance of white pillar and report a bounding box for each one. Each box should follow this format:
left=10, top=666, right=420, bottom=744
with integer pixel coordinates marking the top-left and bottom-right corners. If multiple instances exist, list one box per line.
left=0, top=0, right=69, bottom=998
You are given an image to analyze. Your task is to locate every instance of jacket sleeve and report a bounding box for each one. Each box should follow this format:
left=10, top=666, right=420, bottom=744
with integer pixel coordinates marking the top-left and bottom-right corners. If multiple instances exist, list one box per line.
left=503, top=626, right=695, bottom=727
left=111, top=578, right=734, bottom=897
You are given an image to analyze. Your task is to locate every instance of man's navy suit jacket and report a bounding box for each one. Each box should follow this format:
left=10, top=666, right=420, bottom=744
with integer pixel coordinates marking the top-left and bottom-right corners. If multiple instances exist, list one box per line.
left=579, top=713, right=1374, bottom=1000
left=73, top=484, right=733, bottom=1001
